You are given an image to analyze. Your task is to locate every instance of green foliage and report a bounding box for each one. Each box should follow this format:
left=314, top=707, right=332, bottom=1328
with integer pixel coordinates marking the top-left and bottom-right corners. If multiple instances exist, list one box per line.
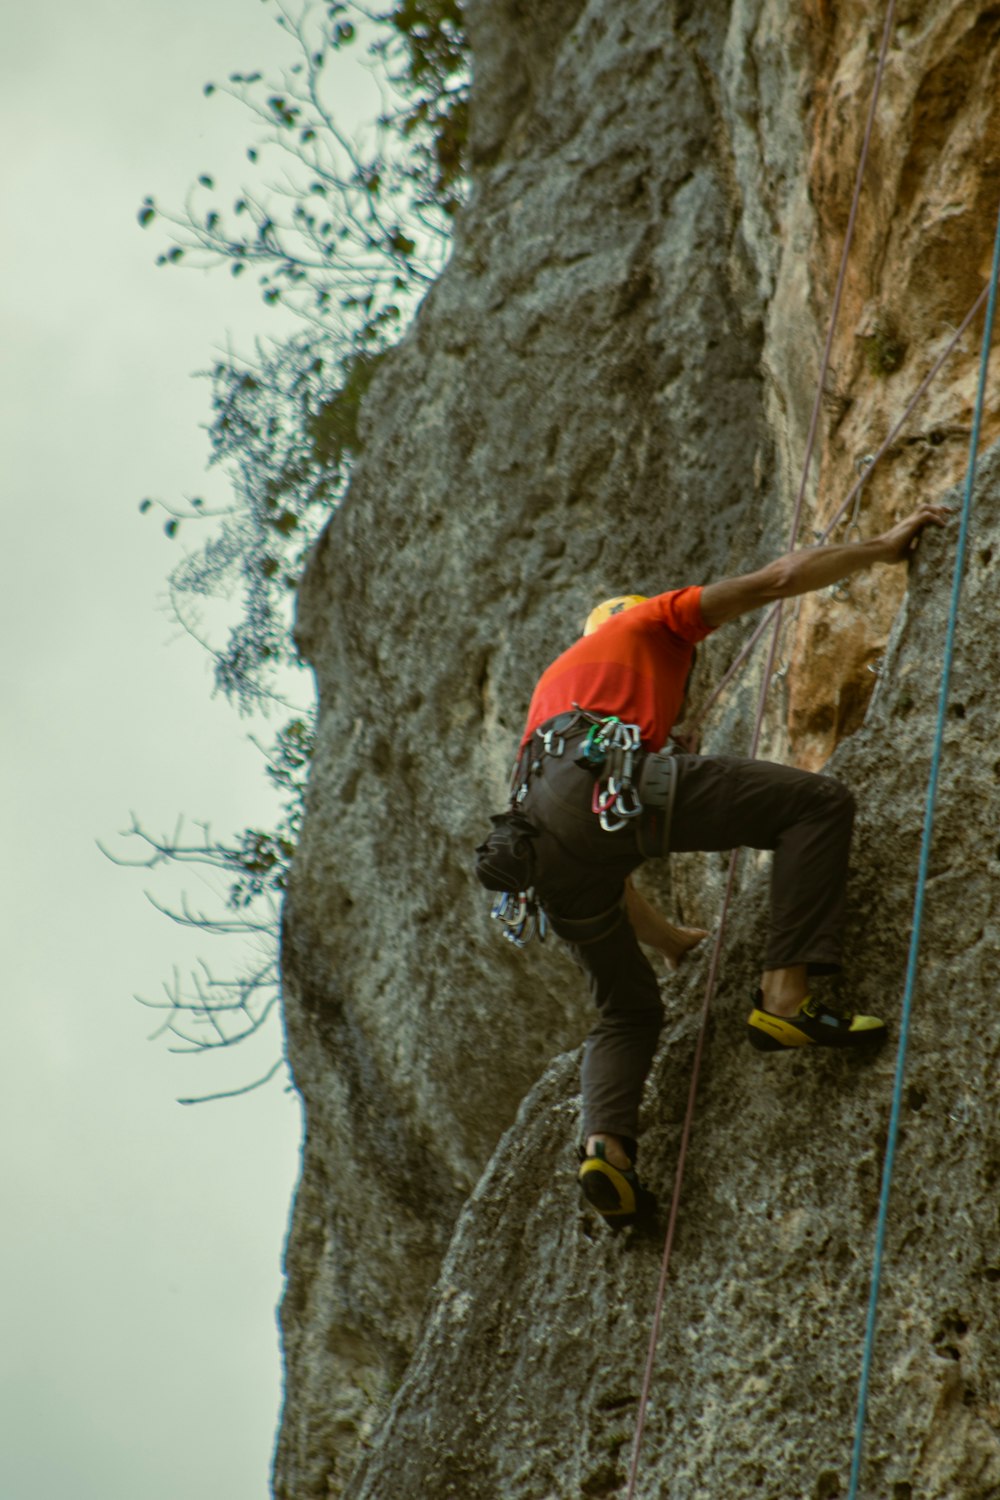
left=157, top=334, right=387, bottom=712
left=141, top=0, right=469, bottom=711
left=306, top=346, right=386, bottom=466
left=862, top=312, right=907, bottom=378
left=228, top=716, right=316, bottom=906
left=138, top=0, right=469, bottom=331
left=378, top=0, right=469, bottom=215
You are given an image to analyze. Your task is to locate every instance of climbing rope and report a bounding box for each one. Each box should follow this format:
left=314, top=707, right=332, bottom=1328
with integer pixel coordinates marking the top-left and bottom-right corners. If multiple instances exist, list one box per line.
left=845, top=193, right=1000, bottom=1500
left=624, top=6, right=898, bottom=1494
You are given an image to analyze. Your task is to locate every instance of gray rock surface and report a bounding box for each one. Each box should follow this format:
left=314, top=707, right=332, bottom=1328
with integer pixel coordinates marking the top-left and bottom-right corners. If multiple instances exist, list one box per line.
left=342, top=447, right=1000, bottom=1500
left=274, top=2, right=1000, bottom=1495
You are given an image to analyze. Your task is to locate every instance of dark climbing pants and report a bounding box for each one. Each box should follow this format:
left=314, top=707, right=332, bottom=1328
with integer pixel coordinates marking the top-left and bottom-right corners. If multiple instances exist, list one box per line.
left=518, top=735, right=856, bottom=1154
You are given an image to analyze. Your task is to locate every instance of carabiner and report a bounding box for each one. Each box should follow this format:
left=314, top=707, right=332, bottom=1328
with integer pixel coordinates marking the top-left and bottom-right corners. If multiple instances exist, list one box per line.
left=541, top=727, right=565, bottom=758
left=613, top=786, right=643, bottom=820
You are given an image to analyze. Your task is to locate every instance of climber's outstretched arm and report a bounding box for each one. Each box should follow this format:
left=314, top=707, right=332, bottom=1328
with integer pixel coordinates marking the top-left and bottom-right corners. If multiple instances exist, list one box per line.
left=699, top=503, right=953, bottom=628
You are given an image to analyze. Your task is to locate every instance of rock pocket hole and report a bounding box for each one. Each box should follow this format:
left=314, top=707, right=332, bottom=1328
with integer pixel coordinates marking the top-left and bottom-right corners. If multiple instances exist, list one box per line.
left=933, top=1311, right=969, bottom=1359
left=581, top=1462, right=621, bottom=1498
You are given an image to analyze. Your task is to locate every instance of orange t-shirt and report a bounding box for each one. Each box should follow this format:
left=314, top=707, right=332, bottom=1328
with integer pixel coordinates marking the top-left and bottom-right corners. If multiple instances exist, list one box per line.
left=521, top=587, right=713, bottom=751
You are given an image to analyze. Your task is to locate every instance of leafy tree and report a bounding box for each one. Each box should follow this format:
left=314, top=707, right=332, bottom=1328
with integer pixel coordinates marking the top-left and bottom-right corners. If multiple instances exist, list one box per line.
left=137, top=0, right=467, bottom=329
left=374, top=0, right=468, bottom=216
left=122, top=0, right=469, bottom=1099
left=141, top=0, right=469, bottom=712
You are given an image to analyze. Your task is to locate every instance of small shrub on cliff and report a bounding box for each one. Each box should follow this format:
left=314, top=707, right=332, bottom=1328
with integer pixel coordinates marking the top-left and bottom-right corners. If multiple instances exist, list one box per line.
left=154, top=335, right=387, bottom=715
left=861, top=311, right=907, bottom=378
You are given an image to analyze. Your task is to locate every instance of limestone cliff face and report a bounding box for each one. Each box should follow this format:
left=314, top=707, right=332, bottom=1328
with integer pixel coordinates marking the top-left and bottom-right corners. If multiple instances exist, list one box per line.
left=274, top=3, right=1000, bottom=1497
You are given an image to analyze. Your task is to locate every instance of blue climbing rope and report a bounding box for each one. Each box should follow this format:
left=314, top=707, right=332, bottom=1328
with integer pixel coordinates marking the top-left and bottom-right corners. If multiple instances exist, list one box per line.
left=846, top=195, right=1000, bottom=1499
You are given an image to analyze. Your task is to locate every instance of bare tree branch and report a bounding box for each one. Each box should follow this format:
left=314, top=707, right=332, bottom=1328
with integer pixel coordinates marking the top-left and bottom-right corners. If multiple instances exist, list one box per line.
left=178, top=1058, right=287, bottom=1106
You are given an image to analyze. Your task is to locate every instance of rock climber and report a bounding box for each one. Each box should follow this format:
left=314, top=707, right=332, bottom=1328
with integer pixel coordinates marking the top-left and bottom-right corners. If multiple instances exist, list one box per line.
left=506, top=502, right=951, bottom=1229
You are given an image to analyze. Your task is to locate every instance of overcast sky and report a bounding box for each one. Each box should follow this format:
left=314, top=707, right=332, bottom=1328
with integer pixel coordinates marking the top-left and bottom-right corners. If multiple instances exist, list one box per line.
left=1, top=4, right=378, bottom=1496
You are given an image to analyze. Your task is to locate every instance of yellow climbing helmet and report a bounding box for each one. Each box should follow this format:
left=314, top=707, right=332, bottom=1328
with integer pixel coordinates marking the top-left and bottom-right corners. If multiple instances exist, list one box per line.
left=583, top=594, right=648, bottom=636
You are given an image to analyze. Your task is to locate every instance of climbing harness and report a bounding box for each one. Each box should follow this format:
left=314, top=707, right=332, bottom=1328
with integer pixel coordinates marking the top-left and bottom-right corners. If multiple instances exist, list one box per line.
left=846, top=191, right=1000, bottom=1500
left=478, top=710, right=647, bottom=947
left=478, top=703, right=689, bottom=943
left=514, top=707, right=647, bottom=830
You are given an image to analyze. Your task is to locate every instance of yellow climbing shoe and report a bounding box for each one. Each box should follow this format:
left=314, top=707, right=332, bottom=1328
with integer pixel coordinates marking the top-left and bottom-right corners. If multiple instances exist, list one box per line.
left=578, top=1142, right=655, bottom=1231
left=747, top=992, right=887, bottom=1052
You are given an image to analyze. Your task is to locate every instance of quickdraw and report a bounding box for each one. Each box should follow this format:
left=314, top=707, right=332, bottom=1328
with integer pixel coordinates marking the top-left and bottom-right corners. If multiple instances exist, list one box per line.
left=520, top=710, right=646, bottom=832
left=830, top=453, right=875, bottom=601
left=489, top=888, right=548, bottom=947
left=583, top=715, right=644, bottom=832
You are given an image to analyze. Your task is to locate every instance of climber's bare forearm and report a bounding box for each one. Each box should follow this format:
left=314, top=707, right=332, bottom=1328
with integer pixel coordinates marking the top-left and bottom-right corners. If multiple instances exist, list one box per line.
left=700, top=504, right=953, bottom=627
